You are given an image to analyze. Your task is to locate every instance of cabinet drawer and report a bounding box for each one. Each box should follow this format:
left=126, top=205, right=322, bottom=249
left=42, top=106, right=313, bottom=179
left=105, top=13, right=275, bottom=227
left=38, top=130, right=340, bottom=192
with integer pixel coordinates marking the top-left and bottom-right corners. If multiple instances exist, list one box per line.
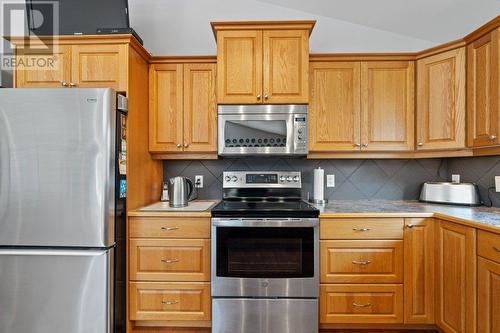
left=320, top=218, right=404, bottom=239
left=129, top=217, right=210, bottom=239
left=129, top=239, right=210, bottom=281
left=320, top=284, right=403, bottom=324
left=478, top=230, right=500, bottom=264
left=130, top=282, right=210, bottom=322
left=320, top=240, right=403, bottom=283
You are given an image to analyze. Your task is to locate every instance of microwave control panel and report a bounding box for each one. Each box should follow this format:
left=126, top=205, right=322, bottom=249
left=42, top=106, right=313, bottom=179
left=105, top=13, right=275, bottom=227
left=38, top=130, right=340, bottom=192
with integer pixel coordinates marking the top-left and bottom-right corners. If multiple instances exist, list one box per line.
left=294, top=115, right=308, bottom=153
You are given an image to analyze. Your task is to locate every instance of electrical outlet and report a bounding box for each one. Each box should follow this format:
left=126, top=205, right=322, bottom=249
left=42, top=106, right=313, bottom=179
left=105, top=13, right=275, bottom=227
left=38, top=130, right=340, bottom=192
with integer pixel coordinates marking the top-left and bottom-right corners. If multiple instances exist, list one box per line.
left=327, top=174, right=335, bottom=187
left=451, top=174, right=460, bottom=183
left=195, top=175, right=204, bottom=188
left=495, top=176, right=500, bottom=192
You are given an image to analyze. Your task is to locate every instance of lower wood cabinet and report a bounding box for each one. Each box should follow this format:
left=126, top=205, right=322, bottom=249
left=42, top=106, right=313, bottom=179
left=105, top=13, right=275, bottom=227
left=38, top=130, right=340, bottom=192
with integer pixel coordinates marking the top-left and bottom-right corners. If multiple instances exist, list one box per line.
left=435, top=220, right=476, bottom=333
left=130, top=282, right=211, bottom=322
left=477, top=257, right=500, bottom=333
left=320, top=284, right=404, bottom=324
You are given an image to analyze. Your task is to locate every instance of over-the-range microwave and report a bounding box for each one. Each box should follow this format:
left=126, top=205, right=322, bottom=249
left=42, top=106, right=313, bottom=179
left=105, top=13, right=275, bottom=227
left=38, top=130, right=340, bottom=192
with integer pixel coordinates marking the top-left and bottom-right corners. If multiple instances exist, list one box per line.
left=217, top=105, right=308, bottom=156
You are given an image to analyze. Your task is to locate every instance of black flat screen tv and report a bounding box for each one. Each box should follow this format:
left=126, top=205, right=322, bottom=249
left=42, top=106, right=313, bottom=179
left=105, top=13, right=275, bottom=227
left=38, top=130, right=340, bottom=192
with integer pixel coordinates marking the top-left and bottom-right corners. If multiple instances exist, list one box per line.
left=26, top=0, right=130, bottom=35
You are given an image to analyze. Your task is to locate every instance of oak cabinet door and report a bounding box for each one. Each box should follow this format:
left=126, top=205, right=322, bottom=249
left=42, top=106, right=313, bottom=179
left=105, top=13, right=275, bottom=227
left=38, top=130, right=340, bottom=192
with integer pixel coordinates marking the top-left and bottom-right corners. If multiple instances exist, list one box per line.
left=71, top=44, right=128, bottom=91
left=477, top=257, right=500, bottom=333
left=309, top=62, right=361, bottom=151
left=15, top=45, right=71, bottom=88
left=216, top=30, right=263, bottom=104
left=416, top=48, right=466, bottom=150
left=435, top=220, right=476, bottom=333
left=183, top=63, right=217, bottom=152
left=149, top=64, right=184, bottom=153
left=263, top=30, right=309, bottom=104
left=360, top=61, right=414, bottom=151
left=467, top=28, right=500, bottom=148
left=403, top=218, right=435, bottom=324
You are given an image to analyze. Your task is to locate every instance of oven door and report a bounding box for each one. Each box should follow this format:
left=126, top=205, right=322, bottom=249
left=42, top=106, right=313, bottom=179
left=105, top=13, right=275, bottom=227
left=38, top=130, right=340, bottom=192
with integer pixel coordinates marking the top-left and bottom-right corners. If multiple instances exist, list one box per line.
left=211, top=218, right=319, bottom=298
left=217, top=108, right=308, bottom=156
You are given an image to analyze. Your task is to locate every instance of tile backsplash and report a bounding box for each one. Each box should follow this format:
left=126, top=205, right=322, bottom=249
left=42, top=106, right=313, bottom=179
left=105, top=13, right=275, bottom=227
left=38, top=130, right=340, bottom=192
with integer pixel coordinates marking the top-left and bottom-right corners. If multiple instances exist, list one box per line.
left=163, top=158, right=449, bottom=201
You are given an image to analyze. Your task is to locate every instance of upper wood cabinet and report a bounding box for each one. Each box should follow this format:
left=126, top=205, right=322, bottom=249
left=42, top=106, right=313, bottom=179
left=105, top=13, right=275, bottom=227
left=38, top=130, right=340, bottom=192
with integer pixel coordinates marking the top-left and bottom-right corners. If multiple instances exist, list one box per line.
left=213, top=21, right=314, bottom=104
left=416, top=47, right=466, bottom=151
left=14, top=41, right=128, bottom=91
left=467, top=28, right=500, bottom=148
left=149, top=62, right=217, bottom=155
left=435, top=220, right=476, bottom=333
left=309, top=60, right=414, bottom=152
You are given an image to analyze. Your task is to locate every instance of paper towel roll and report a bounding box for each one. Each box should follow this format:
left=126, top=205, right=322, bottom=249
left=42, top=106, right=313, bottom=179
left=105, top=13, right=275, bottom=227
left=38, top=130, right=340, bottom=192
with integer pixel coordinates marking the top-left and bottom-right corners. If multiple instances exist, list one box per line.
left=314, top=167, right=324, bottom=201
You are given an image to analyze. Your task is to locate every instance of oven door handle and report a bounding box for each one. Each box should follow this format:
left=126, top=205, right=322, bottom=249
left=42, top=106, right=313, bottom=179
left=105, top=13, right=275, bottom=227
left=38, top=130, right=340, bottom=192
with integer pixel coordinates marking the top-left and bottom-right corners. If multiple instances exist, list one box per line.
left=212, top=218, right=318, bottom=227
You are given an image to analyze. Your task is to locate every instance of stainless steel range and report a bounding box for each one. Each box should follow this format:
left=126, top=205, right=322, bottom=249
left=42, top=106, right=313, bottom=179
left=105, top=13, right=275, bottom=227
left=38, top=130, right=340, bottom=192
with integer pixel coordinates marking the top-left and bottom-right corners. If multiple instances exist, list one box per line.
left=211, top=171, right=319, bottom=333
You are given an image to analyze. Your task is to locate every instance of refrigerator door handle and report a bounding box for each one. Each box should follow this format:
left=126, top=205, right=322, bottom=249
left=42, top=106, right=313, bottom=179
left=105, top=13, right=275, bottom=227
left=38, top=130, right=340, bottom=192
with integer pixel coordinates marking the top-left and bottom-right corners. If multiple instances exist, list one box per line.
left=0, top=249, right=109, bottom=256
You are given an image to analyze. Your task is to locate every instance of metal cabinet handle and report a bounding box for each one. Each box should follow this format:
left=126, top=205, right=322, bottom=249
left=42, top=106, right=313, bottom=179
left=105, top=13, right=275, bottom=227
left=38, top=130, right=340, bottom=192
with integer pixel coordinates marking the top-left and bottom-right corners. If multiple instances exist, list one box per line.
left=161, top=259, right=179, bottom=264
left=493, top=246, right=500, bottom=253
left=417, top=142, right=424, bottom=147
left=352, top=228, right=370, bottom=232
left=407, top=224, right=414, bottom=229
left=60, top=81, right=68, bottom=87
left=184, top=143, right=189, bottom=148
left=69, top=82, right=77, bottom=87
left=354, top=143, right=361, bottom=148
left=352, top=302, right=372, bottom=308
left=362, top=143, right=368, bottom=148
left=256, top=94, right=261, bottom=100
left=490, top=135, right=497, bottom=141
left=264, top=94, right=269, bottom=100
left=352, top=260, right=371, bottom=265
left=161, top=300, right=179, bottom=305
left=176, top=144, right=182, bottom=148
left=161, top=226, right=179, bottom=231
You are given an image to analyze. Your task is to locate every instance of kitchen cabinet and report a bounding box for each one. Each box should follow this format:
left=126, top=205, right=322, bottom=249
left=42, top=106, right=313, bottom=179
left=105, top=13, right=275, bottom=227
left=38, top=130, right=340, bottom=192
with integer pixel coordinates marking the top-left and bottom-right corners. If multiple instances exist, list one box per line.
left=309, top=61, right=414, bottom=152
left=213, top=21, right=314, bottom=104
left=149, top=62, right=217, bottom=156
left=403, top=218, right=435, bottom=324
left=15, top=43, right=128, bottom=91
left=467, top=28, right=500, bottom=148
left=416, top=47, right=466, bottom=151
left=477, top=257, right=500, bottom=333
left=435, top=220, right=476, bottom=333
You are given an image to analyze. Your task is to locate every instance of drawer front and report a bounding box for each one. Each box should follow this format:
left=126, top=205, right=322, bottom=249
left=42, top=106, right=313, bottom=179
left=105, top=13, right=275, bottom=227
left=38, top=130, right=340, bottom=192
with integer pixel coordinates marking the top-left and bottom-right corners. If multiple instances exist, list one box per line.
left=130, top=282, right=210, bottom=322
left=320, top=284, right=403, bottom=324
left=129, top=217, right=210, bottom=239
left=320, top=218, right=404, bottom=239
left=129, top=239, right=210, bottom=281
left=320, top=240, right=403, bottom=283
left=478, top=230, right=500, bottom=264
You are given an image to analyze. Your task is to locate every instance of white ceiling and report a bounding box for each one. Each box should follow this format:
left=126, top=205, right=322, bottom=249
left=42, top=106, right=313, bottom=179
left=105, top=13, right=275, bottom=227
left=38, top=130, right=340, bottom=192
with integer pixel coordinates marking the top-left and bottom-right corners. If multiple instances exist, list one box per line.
left=258, top=0, right=500, bottom=43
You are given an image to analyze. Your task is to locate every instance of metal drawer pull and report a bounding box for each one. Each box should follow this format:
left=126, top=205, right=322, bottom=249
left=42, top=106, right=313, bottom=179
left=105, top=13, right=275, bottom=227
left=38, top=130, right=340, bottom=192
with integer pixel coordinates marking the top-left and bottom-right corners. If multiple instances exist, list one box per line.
left=493, top=246, right=500, bottom=253
left=352, top=228, right=371, bottom=232
left=407, top=224, right=414, bottom=228
left=161, top=300, right=179, bottom=305
left=352, top=260, right=371, bottom=265
left=161, top=226, right=179, bottom=231
left=352, top=302, right=372, bottom=308
left=161, top=259, right=179, bottom=264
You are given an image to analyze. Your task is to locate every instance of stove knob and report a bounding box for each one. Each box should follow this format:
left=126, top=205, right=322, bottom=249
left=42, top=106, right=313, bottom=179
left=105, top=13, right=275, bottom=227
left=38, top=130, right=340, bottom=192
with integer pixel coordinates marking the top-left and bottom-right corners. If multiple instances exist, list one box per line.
left=286, top=176, right=292, bottom=182
left=293, top=176, right=299, bottom=182
left=279, top=176, right=286, bottom=182
left=232, top=176, right=238, bottom=182
left=225, top=176, right=231, bottom=182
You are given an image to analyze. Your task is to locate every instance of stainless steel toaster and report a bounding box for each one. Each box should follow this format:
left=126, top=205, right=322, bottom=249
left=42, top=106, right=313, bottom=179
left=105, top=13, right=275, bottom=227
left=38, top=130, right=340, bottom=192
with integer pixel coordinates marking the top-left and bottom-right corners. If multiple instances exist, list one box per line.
left=419, top=182, right=481, bottom=206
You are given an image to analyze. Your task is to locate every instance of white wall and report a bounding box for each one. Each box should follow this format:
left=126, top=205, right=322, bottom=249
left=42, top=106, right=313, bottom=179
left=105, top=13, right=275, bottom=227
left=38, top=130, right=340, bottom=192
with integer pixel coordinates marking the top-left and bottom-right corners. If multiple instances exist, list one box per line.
left=128, top=0, right=436, bottom=56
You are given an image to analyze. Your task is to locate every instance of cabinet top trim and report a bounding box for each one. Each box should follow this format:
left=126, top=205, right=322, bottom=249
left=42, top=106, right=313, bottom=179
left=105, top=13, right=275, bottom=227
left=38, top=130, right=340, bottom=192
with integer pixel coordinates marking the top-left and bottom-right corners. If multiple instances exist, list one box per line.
left=210, top=20, right=316, bottom=38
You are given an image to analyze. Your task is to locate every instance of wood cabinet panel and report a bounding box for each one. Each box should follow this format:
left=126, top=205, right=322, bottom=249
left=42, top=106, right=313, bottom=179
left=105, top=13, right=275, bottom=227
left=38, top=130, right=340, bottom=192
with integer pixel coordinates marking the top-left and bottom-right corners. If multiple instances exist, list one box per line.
left=320, top=218, right=404, bottom=240
left=477, top=257, right=500, bottom=333
left=15, top=45, right=72, bottom=88
left=309, top=62, right=361, bottom=151
left=129, top=217, right=210, bottom=239
left=403, top=218, right=435, bottom=324
left=320, top=284, right=403, bottom=324
left=435, top=220, right=476, bottom=333
left=71, top=44, right=128, bottom=91
left=149, top=64, right=184, bottom=153
left=417, top=47, right=466, bottom=150
left=183, top=63, right=217, bottom=152
left=216, top=30, right=263, bottom=104
left=320, top=240, right=403, bottom=283
left=361, top=61, right=414, bottom=151
left=129, top=239, right=210, bottom=282
left=467, top=29, right=500, bottom=147
left=130, top=282, right=210, bottom=322
left=263, top=30, right=309, bottom=103
left=478, top=230, right=500, bottom=264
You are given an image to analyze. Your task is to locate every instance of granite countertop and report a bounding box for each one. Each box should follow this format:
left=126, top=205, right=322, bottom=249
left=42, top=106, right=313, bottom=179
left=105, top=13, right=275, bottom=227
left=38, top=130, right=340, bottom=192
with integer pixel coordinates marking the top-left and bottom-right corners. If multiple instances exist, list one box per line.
left=314, top=200, right=500, bottom=232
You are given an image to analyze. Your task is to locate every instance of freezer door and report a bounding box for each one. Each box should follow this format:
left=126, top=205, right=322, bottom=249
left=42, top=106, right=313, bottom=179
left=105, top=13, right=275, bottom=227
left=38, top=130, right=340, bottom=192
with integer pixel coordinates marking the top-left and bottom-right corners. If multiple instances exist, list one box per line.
left=0, top=88, right=116, bottom=247
left=0, top=248, right=113, bottom=333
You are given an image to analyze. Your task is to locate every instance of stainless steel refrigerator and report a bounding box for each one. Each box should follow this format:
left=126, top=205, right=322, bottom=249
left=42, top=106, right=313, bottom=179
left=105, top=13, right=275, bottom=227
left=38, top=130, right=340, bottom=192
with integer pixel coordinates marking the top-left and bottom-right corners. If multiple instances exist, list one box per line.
left=0, top=88, right=128, bottom=333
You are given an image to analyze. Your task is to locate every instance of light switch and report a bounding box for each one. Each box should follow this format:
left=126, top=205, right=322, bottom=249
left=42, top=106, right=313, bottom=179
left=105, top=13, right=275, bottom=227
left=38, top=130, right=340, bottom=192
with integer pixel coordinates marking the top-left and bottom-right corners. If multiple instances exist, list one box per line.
left=451, top=174, right=460, bottom=183
left=495, top=176, right=500, bottom=192
left=327, top=174, right=335, bottom=187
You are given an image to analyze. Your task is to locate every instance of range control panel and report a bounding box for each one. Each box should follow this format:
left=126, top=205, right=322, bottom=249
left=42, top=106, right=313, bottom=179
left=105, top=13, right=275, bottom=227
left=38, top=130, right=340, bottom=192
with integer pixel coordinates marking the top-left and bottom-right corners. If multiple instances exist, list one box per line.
left=223, top=171, right=301, bottom=188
